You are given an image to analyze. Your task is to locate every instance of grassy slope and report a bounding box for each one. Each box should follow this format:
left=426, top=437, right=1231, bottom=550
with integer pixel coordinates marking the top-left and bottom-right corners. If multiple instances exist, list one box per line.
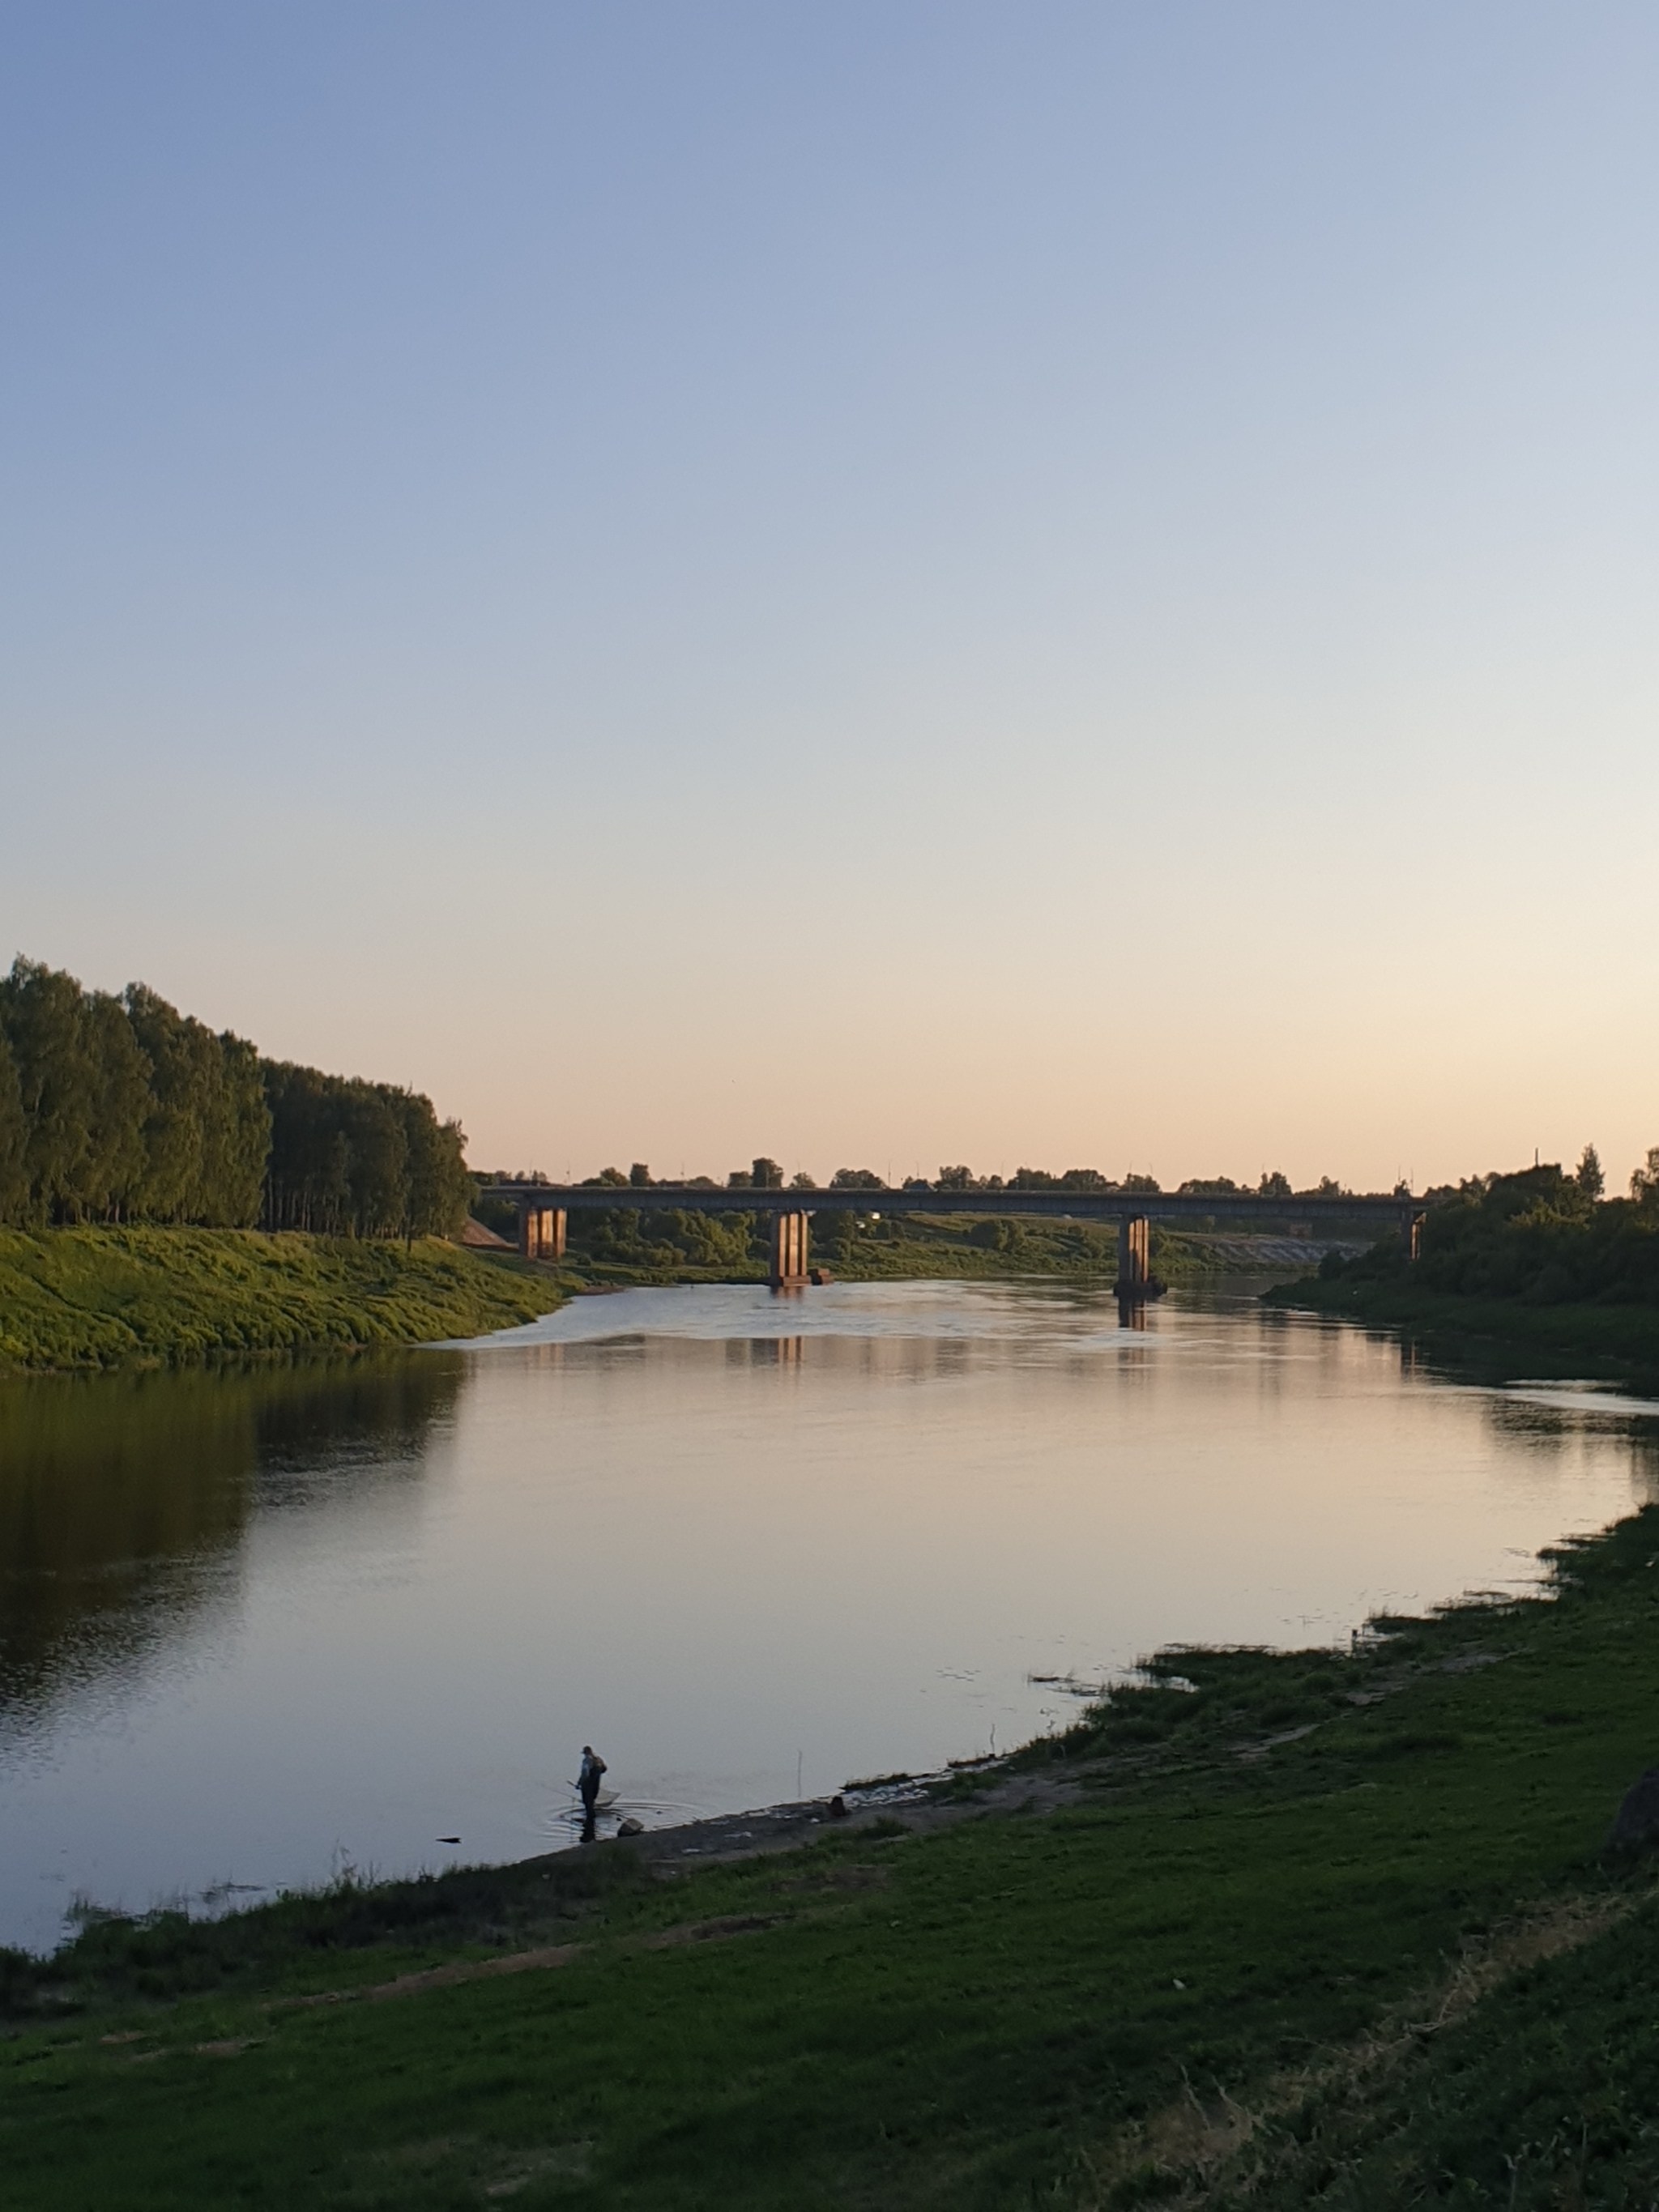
left=0, top=1228, right=565, bottom=1371
left=7, top=1512, right=1659, bottom=2208
left=1266, top=1270, right=1659, bottom=1378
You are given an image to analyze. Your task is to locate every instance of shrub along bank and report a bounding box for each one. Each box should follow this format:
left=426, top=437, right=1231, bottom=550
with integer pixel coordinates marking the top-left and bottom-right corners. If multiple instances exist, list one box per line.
left=0, top=1228, right=565, bottom=1372
left=6, top=1508, right=1659, bottom=2206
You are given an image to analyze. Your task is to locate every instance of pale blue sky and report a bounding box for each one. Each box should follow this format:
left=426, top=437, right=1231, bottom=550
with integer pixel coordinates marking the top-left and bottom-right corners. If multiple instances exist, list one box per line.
left=3, top=4, right=1656, bottom=1188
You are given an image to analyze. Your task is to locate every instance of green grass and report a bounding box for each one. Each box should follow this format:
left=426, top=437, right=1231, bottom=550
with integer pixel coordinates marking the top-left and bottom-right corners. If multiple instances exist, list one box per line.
left=1267, top=1270, right=1659, bottom=1382
left=7, top=1510, right=1659, bottom=2206
left=0, top=1228, right=566, bottom=1372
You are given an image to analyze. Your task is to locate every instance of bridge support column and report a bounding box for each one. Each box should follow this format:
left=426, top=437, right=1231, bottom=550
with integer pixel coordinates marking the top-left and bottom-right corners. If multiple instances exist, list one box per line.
left=1115, top=1214, right=1152, bottom=1299
left=1405, top=1211, right=1424, bottom=1263
left=769, top=1209, right=809, bottom=1289
left=519, top=1205, right=567, bottom=1261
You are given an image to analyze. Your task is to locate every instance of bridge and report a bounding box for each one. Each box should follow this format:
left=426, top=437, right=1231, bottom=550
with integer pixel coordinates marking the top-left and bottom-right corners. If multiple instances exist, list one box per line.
left=480, top=1181, right=1430, bottom=1295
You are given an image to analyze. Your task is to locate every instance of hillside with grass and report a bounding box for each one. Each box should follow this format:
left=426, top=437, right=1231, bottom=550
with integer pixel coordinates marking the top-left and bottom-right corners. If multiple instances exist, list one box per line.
left=0, top=1228, right=565, bottom=1373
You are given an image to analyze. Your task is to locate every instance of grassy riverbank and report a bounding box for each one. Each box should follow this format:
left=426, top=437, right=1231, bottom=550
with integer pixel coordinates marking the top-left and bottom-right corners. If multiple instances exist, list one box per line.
left=7, top=1509, right=1659, bottom=2207
left=1265, top=1271, right=1659, bottom=1380
left=0, top=1228, right=566, bottom=1373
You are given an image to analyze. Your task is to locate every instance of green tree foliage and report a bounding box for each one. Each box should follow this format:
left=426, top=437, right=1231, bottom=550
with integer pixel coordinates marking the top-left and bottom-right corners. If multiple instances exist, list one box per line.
left=0, top=1029, right=27, bottom=1221
left=83, top=992, right=151, bottom=1220
left=0, top=958, right=467, bottom=1238
left=262, top=1063, right=468, bottom=1238
left=1258, top=1169, right=1294, bottom=1200
left=575, top=1206, right=756, bottom=1272
left=750, top=1156, right=784, bottom=1189
left=1, top=959, right=100, bottom=1220
left=970, top=1217, right=1022, bottom=1251
left=1324, top=1158, right=1659, bottom=1306
left=124, top=984, right=268, bottom=1226
left=1577, top=1143, right=1606, bottom=1200
left=817, top=1208, right=860, bottom=1259
left=830, top=1166, right=885, bottom=1190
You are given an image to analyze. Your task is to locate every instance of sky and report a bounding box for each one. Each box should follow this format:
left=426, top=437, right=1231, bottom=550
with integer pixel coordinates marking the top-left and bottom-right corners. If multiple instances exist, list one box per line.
left=2, top=2, right=1657, bottom=1193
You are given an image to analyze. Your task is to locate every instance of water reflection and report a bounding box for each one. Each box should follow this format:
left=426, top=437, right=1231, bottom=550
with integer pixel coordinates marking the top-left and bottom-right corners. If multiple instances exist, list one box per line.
left=0, top=1358, right=463, bottom=1728
left=2, top=1285, right=1658, bottom=1954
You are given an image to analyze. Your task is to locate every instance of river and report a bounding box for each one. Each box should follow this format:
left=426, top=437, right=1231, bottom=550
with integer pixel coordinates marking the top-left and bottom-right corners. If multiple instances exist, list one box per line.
left=1, top=1280, right=1656, bottom=1954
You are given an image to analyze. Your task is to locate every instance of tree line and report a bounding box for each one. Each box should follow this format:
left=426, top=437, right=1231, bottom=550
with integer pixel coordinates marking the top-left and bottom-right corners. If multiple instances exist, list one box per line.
left=1324, top=1149, right=1659, bottom=1306
left=0, top=958, right=471, bottom=1238
left=502, top=1159, right=1375, bottom=1199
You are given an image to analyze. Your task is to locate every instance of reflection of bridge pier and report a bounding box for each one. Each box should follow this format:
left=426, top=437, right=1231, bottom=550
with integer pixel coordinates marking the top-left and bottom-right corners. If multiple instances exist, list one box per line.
left=770, top=1209, right=810, bottom=1290
left=518, top=1205, right=566, bottom=1261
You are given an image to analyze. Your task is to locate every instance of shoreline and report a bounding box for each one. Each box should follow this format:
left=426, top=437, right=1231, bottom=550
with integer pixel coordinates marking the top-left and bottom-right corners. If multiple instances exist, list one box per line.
left=0, top=1226, right=569, bottom=1375
left=1265, top=1270, right=1659, bottom=1379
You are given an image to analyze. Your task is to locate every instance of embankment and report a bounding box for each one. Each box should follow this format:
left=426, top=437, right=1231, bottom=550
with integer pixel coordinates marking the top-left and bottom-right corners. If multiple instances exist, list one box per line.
left=0, top=1227, right=565, bottom=1373
left=8, top=1507, right=1659, bottom=2205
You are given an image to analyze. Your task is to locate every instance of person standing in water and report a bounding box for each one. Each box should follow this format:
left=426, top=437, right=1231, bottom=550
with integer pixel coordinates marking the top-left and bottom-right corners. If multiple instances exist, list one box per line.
left=578, top=1744, right=608, bottom=1840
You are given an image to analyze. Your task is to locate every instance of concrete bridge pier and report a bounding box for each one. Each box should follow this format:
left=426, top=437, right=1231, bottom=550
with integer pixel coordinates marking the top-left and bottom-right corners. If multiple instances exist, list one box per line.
left=770, top=1209, right=810, bottom=1290
left=1115, top=1213, right=1152, bottom=1299
left=519, top=1204, right=567, bottom=1262
left=1405, top=1211, right=1426, bottom=1262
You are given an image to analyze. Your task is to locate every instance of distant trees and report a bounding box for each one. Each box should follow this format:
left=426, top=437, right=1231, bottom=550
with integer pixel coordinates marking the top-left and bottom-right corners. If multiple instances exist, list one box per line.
left=0, top=957, right=469, bottom=1238
left=1007, top=1166, right=1162, bottom=1194
left=830, top=1167, right=886, bottom=1190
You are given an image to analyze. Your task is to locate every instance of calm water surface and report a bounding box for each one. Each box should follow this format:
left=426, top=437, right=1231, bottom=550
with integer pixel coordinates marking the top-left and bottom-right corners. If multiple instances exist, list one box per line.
left=2, top=1280, right=1657, bottom=1952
